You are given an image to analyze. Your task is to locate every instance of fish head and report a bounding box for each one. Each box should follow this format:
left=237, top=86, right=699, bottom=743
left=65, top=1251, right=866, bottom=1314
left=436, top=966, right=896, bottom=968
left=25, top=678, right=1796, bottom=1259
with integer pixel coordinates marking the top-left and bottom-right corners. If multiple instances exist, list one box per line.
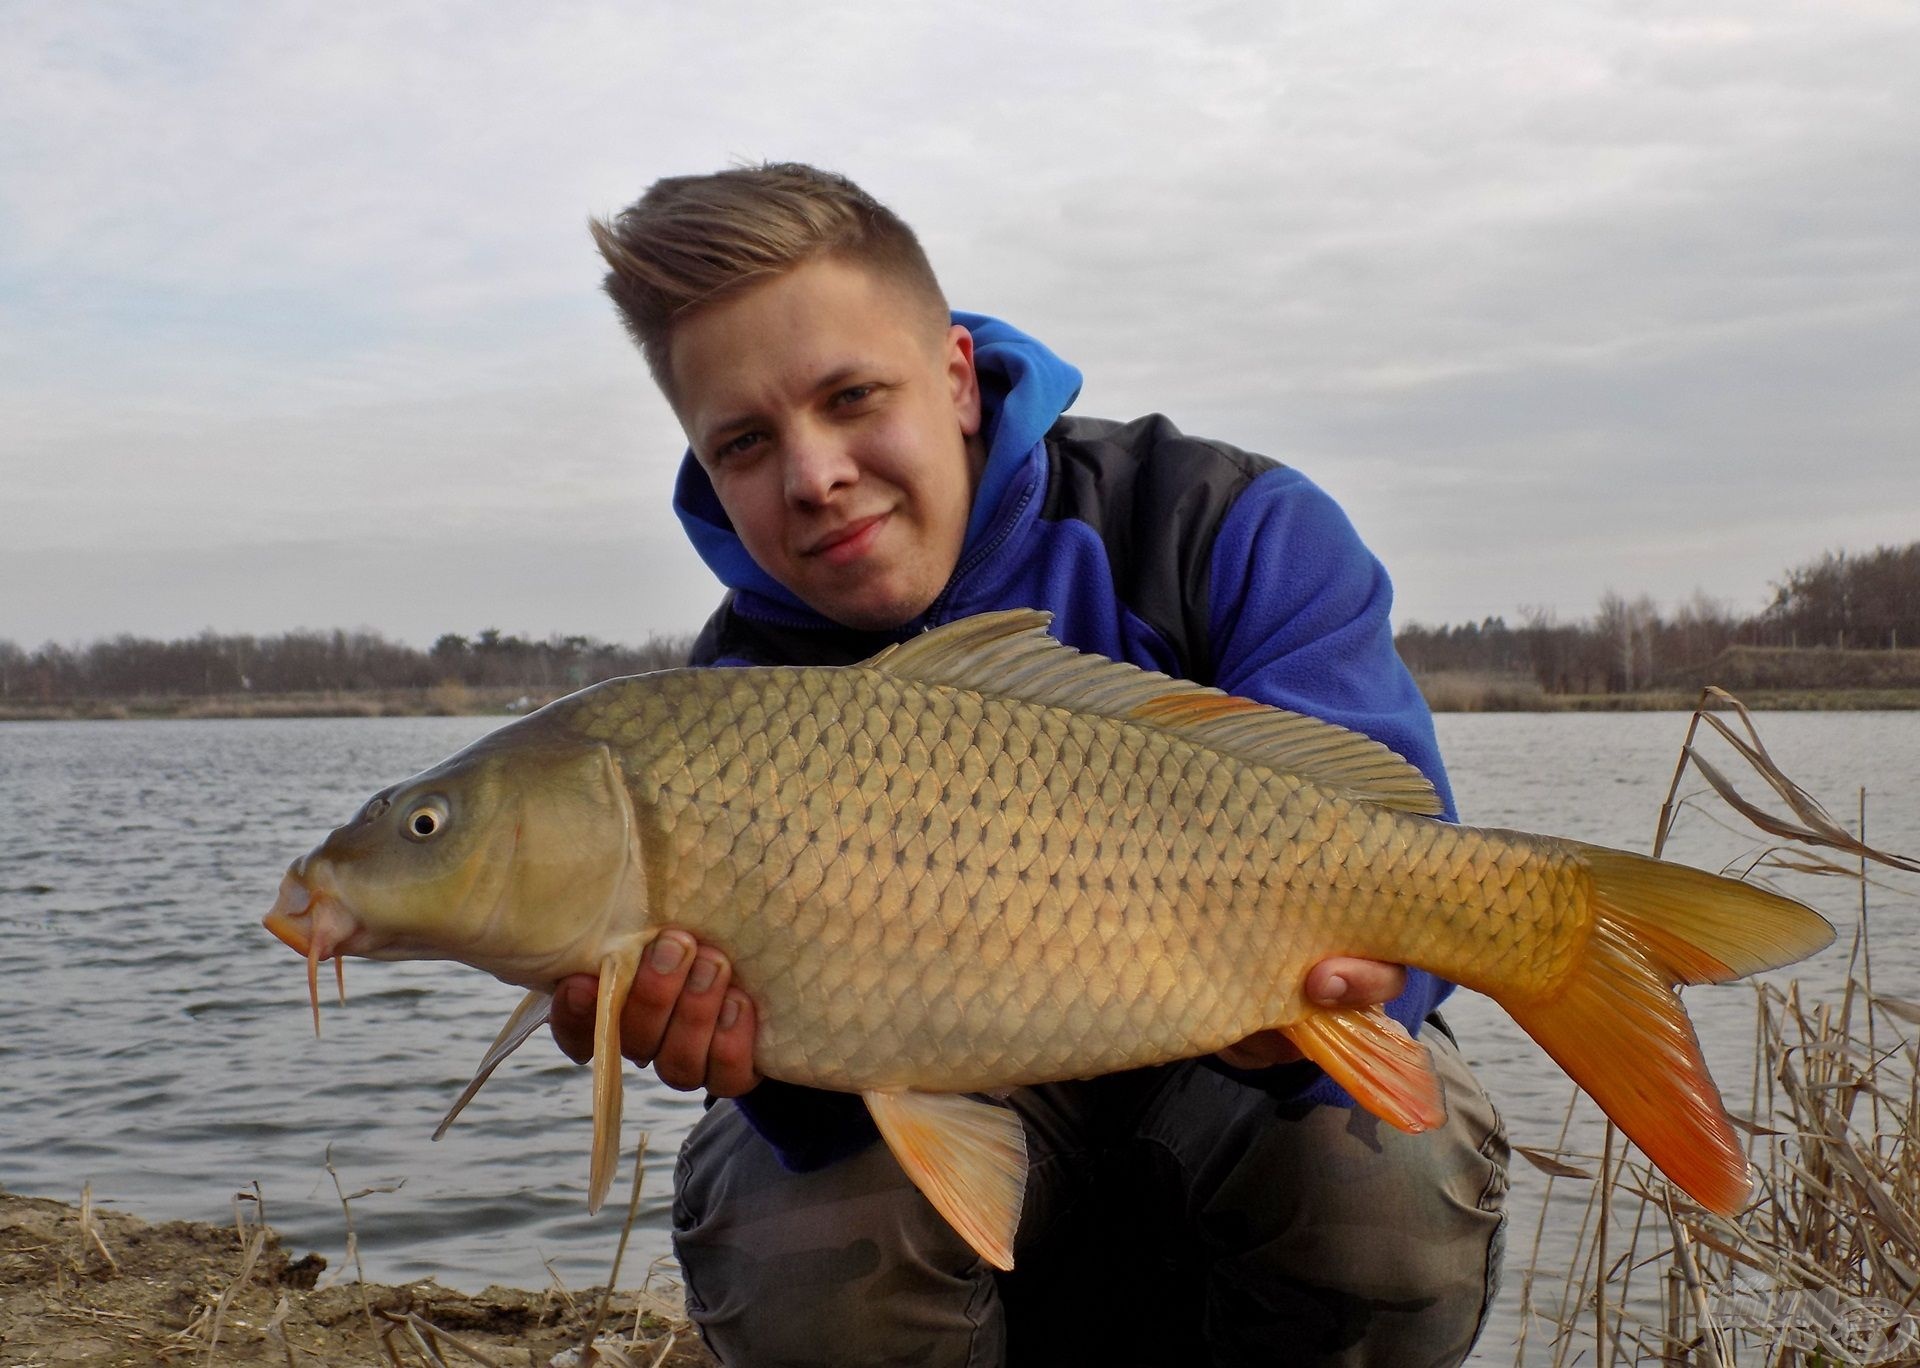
left=264, top=729, right=646, bottom=994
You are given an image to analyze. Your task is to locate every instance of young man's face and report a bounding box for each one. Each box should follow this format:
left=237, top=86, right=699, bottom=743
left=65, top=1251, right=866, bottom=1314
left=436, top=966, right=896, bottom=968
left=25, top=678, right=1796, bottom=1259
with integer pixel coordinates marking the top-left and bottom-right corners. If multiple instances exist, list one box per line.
left=668, top=255, right=985, bottom=631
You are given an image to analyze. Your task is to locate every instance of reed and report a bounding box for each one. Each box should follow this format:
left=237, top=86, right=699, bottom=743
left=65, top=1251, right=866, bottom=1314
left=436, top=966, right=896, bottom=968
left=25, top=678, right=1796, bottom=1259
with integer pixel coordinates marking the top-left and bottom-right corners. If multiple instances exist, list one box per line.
left=1511, top=689, right=1920, bottom=1366
left=1414, top=671, right=1555, bottom=713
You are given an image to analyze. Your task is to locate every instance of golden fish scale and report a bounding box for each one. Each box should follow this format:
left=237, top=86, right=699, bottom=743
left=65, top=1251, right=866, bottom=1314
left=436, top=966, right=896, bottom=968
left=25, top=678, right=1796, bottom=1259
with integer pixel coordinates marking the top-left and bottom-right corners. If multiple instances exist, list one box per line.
left=559, top=667, right=1593, bottom=1093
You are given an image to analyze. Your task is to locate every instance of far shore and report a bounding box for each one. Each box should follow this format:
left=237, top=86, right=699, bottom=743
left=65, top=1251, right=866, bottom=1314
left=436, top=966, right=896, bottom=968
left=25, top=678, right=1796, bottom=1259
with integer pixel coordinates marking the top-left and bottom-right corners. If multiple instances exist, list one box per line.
left=0, top=684, right=560, bottom=723
left=6, top=682, right=1920, bottom=722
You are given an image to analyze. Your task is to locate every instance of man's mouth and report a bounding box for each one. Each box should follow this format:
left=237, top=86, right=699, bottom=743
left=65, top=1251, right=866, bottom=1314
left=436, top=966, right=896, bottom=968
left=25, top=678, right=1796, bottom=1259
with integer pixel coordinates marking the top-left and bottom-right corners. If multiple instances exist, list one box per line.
left=807, top=512, right=888, bottom=566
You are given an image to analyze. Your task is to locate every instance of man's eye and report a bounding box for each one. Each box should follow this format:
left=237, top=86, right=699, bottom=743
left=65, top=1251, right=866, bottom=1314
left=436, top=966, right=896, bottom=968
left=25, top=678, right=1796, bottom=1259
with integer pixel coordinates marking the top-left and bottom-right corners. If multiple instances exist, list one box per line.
left=832, top=385, right=876, bottom=407
left=715, top=431, right=763, bottom=459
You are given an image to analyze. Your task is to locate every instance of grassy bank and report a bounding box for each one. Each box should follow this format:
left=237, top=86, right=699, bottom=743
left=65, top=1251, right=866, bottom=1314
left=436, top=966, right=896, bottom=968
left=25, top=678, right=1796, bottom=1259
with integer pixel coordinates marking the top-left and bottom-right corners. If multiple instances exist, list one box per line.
left=1412, top=671, right=1920, bottom=712
left=0, top=683, right=569, bottom=722
left=0, top=1186, right=713, bottom=1366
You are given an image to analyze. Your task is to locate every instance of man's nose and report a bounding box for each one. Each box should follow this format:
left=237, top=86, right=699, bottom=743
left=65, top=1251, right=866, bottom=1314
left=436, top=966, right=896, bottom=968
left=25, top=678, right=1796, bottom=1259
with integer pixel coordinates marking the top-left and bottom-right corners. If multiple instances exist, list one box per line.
left=782, top=425, right=858, bottom=504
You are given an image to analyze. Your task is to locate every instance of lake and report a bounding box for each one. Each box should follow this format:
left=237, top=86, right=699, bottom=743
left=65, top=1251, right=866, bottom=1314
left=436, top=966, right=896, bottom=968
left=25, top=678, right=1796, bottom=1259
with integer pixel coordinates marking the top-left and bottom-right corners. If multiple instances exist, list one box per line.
left=1, top=708, right=1913, bottom=1361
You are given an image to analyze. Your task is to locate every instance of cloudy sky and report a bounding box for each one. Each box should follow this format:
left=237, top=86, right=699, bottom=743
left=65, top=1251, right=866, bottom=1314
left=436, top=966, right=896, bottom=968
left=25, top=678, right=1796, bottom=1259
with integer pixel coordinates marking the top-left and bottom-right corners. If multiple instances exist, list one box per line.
left=3, top=1, right=1914, bottom=650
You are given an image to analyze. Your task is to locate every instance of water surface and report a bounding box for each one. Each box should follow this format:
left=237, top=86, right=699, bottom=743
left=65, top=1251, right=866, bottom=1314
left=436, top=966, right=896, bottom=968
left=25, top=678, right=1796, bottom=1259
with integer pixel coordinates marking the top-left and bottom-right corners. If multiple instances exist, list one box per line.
left=1, top=709, right=1913, bottom=1358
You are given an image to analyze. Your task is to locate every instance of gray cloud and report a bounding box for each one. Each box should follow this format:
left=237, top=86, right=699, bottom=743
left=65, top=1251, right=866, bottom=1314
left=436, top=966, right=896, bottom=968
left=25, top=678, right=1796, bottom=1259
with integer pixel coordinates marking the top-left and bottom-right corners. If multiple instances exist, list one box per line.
left=3, top=0, right=1914, bottom=645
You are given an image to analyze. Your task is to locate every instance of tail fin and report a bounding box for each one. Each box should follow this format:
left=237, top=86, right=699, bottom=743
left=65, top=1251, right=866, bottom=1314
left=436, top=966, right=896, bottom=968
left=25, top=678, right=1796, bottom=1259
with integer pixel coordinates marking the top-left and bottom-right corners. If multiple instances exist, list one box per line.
left=1505, top=848, right=1833, bottom=1215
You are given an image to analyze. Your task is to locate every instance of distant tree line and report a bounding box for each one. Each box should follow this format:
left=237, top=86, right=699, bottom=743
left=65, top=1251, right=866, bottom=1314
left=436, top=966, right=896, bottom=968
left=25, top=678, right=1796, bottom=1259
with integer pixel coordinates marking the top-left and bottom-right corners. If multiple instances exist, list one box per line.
left=1395, top=542, right=1920, bottom=695
left=0, top=627, right=694, bottom=703
left=4, top=542, right=1914, bottom=703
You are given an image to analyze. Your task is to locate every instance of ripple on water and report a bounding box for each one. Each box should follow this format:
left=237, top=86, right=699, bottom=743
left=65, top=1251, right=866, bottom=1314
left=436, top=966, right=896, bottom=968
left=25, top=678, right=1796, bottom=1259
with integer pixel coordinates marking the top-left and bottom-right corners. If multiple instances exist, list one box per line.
left=2, top=711, right=1913, bottom=1328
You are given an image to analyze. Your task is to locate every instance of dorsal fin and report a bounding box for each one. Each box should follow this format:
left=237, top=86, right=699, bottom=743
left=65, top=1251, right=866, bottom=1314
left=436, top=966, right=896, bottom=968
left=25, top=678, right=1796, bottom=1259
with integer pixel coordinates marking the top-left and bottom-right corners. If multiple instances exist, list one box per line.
left=862, top=611, right=1443, bottom=816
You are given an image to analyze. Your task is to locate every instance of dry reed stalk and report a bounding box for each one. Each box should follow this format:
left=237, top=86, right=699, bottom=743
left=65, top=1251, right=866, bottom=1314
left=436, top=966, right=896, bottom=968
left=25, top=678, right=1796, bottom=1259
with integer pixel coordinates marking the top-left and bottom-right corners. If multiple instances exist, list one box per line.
left=297, top=1138, right=695, bottom=1367
left=77, top=1180, right=119, bottom=1273
left=321, top=1142, right=406, bottom=1352
left=202, top=1225, right=267, bottom=1362
left=1512, top=1087, right=1588, bottom=1363
left=579, top=1130, right=652, bottom=1363
left=1512, top=688, right=1919, bottom=1366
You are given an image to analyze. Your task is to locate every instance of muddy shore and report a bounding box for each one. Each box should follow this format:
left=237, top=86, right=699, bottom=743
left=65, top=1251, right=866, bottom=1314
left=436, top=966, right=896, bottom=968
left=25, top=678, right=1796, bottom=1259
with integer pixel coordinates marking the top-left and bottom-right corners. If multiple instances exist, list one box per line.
left=0, top=1188, right=715, bottom=1366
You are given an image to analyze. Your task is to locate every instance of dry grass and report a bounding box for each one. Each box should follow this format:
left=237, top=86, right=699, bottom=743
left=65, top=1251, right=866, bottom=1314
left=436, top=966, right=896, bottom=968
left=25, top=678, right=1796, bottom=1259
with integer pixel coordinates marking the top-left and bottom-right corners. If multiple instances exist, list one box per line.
left=1512, top=688, right=1920, bottom=1366
left=1707, top=645, right=1920, bottom=693
left=0, top=1142, right=712, bottom=1366
left=1410, top=673, right=1920, bottom=713
left=1415, top=672, right=1555, bottom=712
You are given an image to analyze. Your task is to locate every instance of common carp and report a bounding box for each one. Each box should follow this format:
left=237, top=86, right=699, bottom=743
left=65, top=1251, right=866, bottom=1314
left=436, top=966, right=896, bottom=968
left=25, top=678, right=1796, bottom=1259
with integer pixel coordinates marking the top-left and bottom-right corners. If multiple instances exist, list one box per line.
left=264, top=610, right=1833, bottom=1269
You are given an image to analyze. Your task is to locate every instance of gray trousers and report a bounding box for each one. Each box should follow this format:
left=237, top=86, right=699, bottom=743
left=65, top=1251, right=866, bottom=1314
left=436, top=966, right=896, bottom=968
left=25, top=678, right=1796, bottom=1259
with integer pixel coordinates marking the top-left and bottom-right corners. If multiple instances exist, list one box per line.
left=674, top=1021, right=1508, bottom=1368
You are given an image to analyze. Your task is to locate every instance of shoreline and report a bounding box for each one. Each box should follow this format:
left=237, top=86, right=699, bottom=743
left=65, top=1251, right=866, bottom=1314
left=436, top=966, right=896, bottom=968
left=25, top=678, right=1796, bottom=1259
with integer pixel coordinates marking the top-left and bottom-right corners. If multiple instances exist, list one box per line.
left=0, top=685, right=560, bottom=723
left=1421, top=686, right=1920, bottom=712
left=5, top=685, right=1920, bottom=722
left=0, top=1187, right=715, bottom=1366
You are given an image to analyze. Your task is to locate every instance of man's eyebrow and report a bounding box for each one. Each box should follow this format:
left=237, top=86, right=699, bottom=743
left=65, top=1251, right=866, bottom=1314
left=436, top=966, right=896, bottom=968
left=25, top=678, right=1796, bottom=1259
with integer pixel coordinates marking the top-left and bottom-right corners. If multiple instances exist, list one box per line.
left=811, top=364, right=869, bottom=394
left=696, top=362, right=885, bottom=447
left=699, top=410, right=762, bottom=447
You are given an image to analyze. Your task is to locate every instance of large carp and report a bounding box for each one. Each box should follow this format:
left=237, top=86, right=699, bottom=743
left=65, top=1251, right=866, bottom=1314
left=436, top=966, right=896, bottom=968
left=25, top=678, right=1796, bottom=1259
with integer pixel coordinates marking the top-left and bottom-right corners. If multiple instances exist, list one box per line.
left=264, top=610, right=1832, bottom=1269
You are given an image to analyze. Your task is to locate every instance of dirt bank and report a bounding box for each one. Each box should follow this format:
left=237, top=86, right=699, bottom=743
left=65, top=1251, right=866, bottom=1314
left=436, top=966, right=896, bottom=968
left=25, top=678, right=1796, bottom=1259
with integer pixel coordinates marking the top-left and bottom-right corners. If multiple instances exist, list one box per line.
left=0, top=1188, right=714, bottom=1366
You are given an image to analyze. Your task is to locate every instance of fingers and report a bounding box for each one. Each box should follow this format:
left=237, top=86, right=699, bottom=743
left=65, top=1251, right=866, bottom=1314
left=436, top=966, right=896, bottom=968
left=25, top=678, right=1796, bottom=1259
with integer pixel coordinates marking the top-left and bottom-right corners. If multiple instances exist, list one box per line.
left=704, top=988, right=759, bottom=1098
left=549, top=975, right=598, bottom=1064
left=647, top=941, right=735, bottom=1088
left=620, top=931, right=702, bottom=1069
left=1304, top=956, right=1406, bottom=1008
left=546, top=931, right=760, bottom=1098
left=1213, top=957, right=1409, bottom=1071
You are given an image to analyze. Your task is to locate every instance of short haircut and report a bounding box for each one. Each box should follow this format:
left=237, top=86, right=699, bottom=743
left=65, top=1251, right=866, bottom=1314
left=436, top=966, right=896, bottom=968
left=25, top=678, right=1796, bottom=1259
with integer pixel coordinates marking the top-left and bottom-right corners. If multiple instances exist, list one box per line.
left=591, top=162, right=951, bottom=401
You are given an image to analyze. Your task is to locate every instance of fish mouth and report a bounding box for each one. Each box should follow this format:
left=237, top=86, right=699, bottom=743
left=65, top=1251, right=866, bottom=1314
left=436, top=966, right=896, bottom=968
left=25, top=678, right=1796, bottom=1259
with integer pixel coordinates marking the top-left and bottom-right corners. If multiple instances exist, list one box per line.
left=263, top=867, right=363, bottom=1036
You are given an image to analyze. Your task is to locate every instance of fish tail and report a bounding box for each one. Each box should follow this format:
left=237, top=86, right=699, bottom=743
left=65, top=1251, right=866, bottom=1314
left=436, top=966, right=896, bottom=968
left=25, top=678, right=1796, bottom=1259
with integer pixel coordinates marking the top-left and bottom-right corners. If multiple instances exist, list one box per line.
left=1504, top=847, right=1833, bottom=1214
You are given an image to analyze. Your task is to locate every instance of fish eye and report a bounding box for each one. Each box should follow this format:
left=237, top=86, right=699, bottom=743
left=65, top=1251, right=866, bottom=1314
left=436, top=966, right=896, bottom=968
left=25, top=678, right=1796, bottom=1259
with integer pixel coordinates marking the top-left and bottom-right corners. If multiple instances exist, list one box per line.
left=401, top=796, right=450, bottom=843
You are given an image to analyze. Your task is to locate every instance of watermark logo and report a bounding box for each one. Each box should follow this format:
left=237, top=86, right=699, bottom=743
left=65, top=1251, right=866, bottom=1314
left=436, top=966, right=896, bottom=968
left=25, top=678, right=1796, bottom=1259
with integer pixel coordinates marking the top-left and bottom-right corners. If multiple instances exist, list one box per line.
left=1714, top=1273, right=1920, bottom=1364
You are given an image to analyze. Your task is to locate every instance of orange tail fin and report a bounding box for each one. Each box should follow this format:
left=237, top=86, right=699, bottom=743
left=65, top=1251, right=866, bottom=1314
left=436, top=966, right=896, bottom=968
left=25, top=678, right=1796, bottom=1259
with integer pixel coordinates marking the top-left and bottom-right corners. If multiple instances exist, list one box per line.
left=1505, top=848, right=1833, bottom=1215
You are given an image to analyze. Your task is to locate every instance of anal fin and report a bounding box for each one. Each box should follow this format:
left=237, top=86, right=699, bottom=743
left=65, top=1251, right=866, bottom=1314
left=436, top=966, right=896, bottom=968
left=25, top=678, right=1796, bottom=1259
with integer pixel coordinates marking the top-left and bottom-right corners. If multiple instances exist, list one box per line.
left=1280, top=1006, right=1446, bottom=1133
left=864, top=1090, right=1029, bottom=1271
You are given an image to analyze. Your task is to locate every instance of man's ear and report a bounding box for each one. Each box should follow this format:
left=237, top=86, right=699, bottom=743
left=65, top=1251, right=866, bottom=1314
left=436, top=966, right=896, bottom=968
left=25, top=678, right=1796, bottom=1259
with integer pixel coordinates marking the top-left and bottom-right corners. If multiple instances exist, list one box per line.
left=946, top=324, right=983, bottom=437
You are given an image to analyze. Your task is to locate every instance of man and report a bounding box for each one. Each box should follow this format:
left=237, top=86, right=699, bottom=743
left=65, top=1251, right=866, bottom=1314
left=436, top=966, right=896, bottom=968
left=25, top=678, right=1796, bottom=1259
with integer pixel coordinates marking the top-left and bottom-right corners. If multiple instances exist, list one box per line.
left=550, top=163, right=1507, bottom=1366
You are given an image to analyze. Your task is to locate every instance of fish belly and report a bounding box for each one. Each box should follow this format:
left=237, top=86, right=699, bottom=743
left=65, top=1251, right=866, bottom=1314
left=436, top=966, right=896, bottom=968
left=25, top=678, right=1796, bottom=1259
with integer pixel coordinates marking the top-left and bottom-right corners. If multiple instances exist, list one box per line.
left=599, top=669, right=1588, bottom=1095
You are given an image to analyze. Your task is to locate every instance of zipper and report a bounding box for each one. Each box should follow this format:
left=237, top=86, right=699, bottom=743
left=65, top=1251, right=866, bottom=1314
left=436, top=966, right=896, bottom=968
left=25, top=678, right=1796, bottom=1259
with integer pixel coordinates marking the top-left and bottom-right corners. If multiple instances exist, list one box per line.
left=921, top=457, right=1043, bottom=629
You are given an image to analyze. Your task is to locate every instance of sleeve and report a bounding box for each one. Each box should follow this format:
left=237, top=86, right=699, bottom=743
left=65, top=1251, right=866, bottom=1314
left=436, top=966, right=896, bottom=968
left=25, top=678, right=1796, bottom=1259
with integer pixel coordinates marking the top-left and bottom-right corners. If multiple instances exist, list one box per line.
left=1203, top=464, right=1459, bottom=1109
left=728, top=1082, right=879, bottom=1172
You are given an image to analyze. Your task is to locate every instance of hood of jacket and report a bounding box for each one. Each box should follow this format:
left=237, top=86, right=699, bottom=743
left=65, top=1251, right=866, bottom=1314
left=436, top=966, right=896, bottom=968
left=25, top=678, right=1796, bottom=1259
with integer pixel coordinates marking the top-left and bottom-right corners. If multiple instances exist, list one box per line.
left=671, top=311, right=1083, bottom=622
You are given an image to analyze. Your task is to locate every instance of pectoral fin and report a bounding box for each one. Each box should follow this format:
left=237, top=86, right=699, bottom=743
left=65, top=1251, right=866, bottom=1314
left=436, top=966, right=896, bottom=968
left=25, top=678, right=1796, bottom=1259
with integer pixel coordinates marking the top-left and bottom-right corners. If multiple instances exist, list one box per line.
left=433, top=989, right=554, bottom=1140
left=863, top=1090, right=1029, bottom=1271
left=588, top=946, right=645, bottom=1213
left=1280, top=1006, right=1446, bottom=1133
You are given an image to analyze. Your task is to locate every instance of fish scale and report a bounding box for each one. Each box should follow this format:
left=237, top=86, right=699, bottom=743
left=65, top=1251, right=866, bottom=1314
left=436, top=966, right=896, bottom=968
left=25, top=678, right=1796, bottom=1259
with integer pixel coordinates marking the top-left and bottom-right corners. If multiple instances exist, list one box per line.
left=565, top=665, right=1539, bottom=1093
left=265, top=608, right=1835, bottom=1270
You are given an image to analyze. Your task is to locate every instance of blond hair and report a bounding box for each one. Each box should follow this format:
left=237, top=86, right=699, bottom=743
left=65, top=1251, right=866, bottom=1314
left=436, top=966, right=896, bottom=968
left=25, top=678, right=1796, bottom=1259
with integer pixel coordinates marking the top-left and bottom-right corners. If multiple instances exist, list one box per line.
left=591, top=163, right=950, bottom=399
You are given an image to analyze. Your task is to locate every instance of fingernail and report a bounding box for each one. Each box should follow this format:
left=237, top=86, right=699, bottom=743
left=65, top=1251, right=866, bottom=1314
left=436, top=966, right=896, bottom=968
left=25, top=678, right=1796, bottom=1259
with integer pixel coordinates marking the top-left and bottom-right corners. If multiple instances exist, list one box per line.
left=1319, top=974, right=1348, bottom=1003
left=719, top=994, right=741, bottom=1031
left=651, top=935, right=688, bottom=974
left=688, top=953, right=720, bottom=994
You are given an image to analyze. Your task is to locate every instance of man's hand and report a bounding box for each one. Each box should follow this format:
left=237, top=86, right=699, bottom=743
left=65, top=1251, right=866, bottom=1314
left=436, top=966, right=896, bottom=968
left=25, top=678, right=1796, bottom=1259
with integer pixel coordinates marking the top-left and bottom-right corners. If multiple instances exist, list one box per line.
left=1213, top=957, right=1407, bottom=1069
left=548, top=929, right=761, bottom=1097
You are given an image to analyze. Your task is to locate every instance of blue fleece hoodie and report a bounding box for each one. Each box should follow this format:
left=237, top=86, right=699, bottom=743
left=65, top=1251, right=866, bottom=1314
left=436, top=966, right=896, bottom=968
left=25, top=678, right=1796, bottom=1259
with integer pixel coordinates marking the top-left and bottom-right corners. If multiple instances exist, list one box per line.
left=672, top=313, right=1457, bottom=1169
